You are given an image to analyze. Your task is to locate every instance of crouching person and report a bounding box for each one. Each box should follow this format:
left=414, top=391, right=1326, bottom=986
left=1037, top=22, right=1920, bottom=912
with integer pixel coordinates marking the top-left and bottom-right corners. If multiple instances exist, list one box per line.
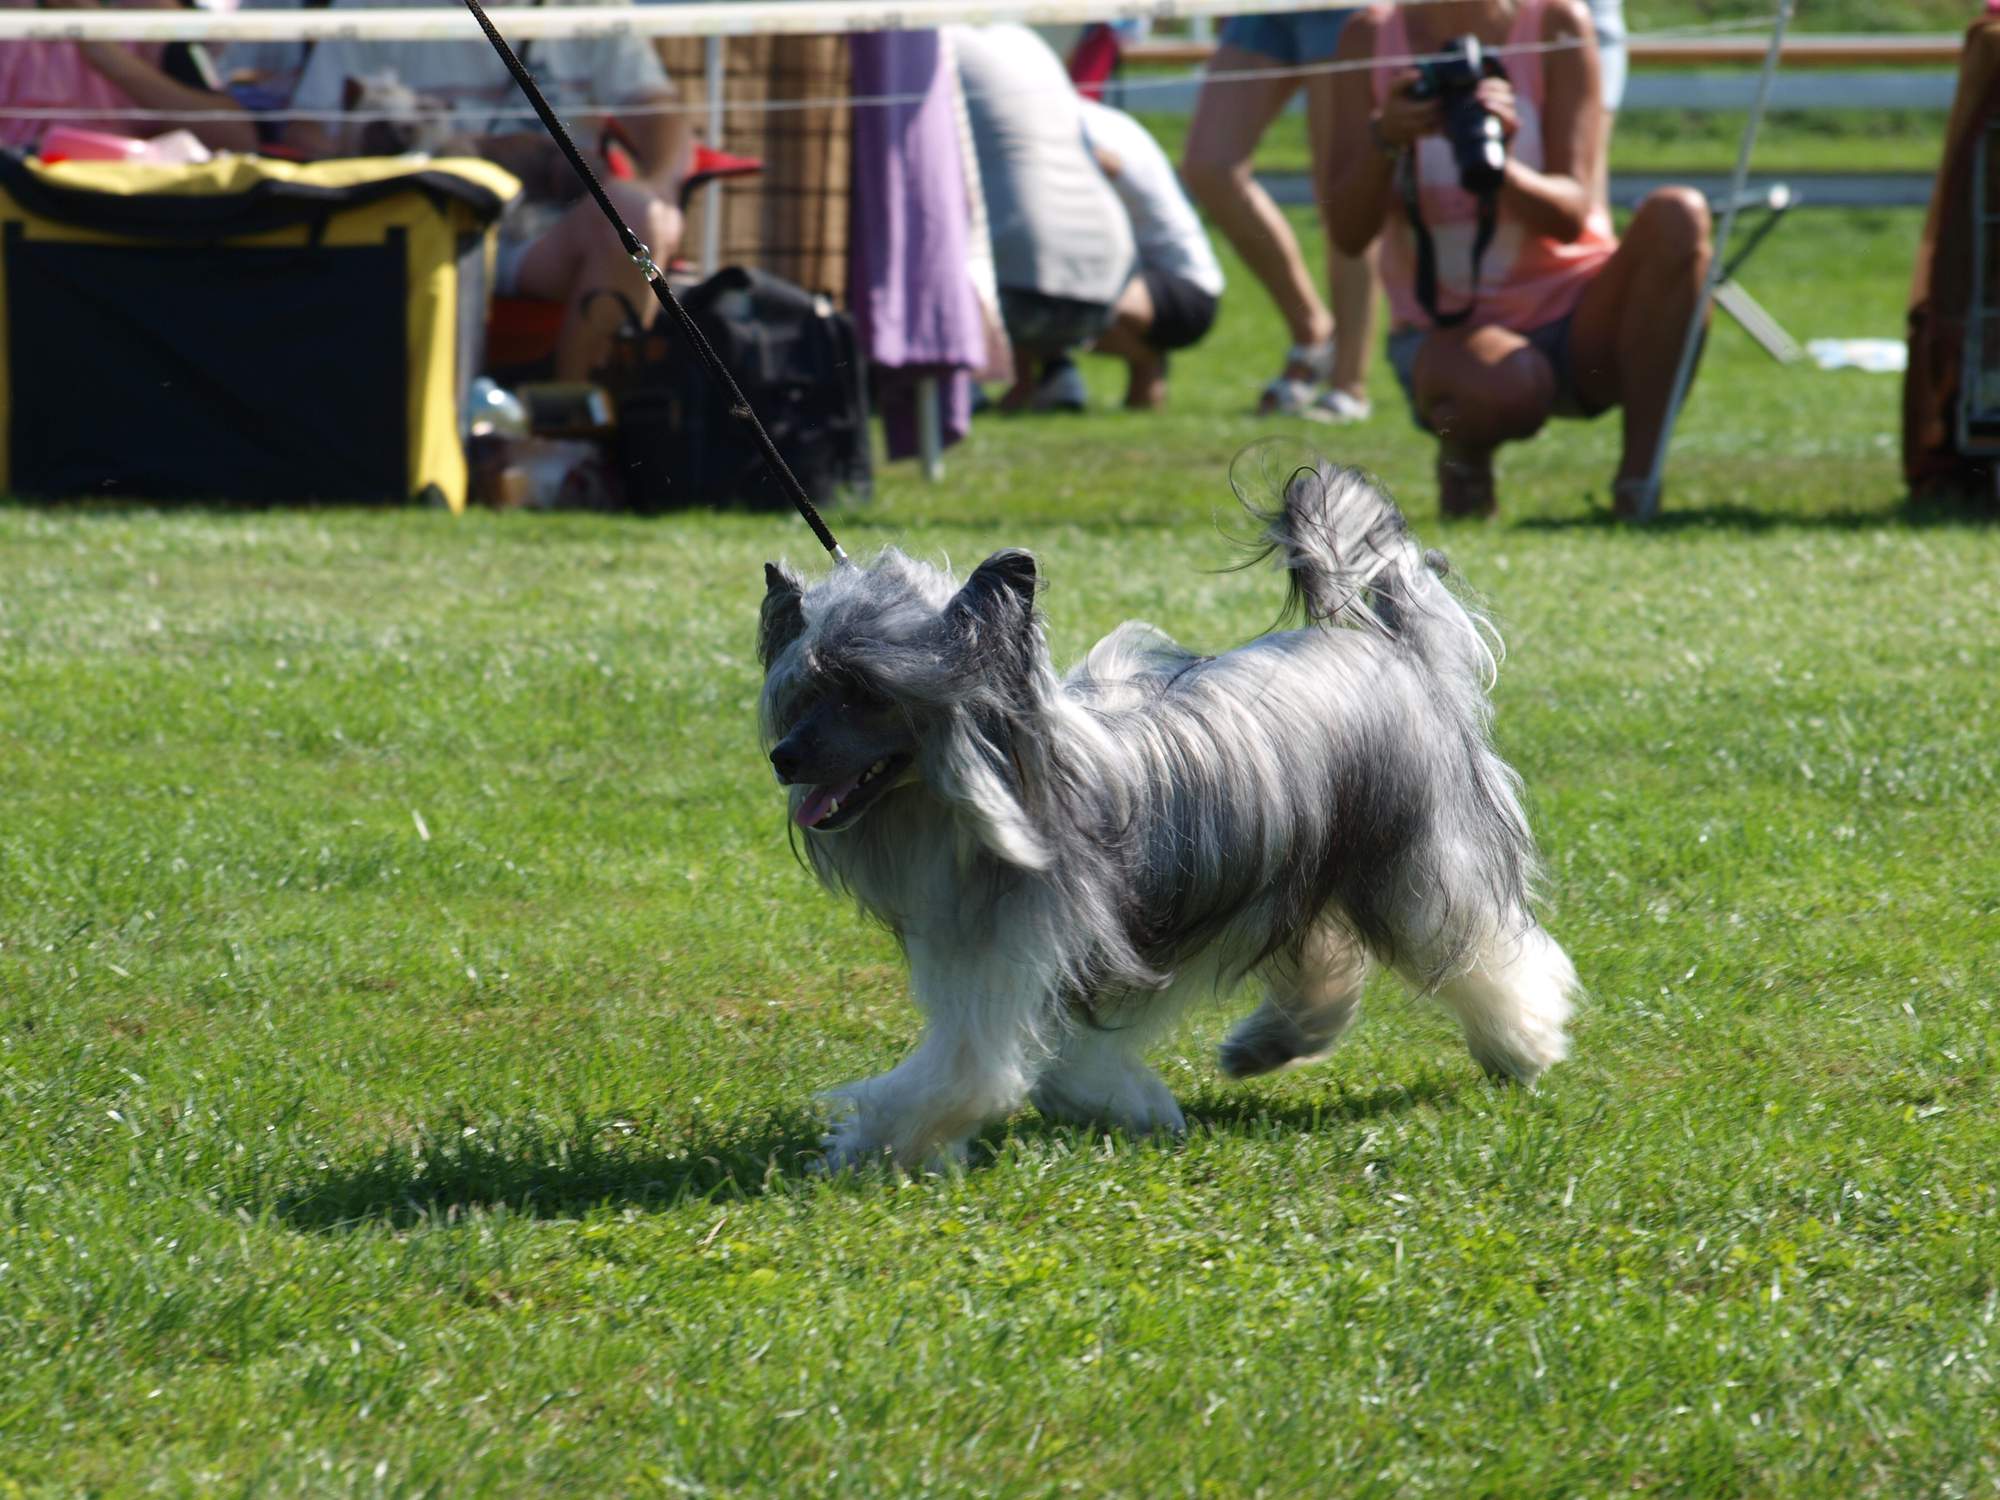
left=1323, top=0, right=1712, bottom=520
left=950, top=23, right=1137, bottom=414
left=282, top=0, right=689, bottom=383
left=1080, top=97, right=1226, bottom=410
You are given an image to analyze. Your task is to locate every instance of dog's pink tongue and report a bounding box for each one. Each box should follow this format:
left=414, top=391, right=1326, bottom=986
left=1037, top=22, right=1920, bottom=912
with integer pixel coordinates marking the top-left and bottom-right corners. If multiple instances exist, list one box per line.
left=794, top=773, right=863, bottom=829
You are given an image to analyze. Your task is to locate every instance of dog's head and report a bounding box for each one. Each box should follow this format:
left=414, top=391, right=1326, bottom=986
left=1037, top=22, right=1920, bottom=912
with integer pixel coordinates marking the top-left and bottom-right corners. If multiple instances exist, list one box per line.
left=757, top=548, right=1042, bottom=844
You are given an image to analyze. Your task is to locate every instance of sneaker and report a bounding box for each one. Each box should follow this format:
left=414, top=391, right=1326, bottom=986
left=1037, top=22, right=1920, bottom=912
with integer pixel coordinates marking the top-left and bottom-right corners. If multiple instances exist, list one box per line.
left=1031, top=359, right=1089, bottom=413
left=1309, top=388, right=1373, bottom=425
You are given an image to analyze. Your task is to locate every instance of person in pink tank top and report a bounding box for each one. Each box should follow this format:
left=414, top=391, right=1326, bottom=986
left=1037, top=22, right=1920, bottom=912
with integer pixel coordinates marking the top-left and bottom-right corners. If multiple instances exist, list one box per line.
left=1324, top=1, right=1713, bottom=519
left=0, top=0, right=254, bottom=154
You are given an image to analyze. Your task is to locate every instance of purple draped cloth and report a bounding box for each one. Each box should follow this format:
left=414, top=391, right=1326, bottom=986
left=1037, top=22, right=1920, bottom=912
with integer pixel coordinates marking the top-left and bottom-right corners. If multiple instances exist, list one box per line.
left=848, top=31, right=986, bottom=460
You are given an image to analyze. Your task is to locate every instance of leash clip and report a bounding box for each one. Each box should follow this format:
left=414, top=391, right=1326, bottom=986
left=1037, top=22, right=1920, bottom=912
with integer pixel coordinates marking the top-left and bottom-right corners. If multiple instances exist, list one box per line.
left=628, top=241, right=665, bottom=285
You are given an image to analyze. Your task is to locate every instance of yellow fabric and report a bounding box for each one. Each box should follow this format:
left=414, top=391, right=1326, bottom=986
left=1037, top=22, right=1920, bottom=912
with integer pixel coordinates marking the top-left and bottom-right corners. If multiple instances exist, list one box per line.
left=0, top=156, right=520, bottom=510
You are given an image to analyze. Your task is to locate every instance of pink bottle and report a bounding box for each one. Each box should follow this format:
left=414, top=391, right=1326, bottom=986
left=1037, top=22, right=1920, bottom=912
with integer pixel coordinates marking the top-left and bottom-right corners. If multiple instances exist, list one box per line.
left=37, top=125, right=150, bottom=163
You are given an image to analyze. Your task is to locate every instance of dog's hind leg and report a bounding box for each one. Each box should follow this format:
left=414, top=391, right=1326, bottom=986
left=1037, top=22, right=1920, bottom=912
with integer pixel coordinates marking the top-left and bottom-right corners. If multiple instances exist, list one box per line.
left=1427, top=921, right=1577, bottom=1085
left=1220, top=922, right=1370, bottom=1079
left=1030, top=998, right=1190, bottom=1138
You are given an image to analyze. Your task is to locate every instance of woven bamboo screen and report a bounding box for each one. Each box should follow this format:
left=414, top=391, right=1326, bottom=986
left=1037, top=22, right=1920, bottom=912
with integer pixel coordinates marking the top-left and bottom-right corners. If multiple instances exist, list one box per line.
left=657, top=35, right=852, bottom=303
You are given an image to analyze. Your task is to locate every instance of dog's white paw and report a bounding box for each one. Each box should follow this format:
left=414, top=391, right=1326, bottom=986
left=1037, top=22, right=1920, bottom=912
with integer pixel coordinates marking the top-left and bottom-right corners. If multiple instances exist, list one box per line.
left=815, top=1091, right=971, bottom=1175
left=814, top=1098, right=889, bottom=1174
left=1032, top=1064, right=1186, bottom=1139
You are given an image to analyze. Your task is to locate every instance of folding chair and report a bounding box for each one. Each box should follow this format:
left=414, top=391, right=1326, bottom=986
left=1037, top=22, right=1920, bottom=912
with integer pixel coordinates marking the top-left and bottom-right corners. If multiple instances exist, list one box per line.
left=1707, top=182, right=1803, bottom=364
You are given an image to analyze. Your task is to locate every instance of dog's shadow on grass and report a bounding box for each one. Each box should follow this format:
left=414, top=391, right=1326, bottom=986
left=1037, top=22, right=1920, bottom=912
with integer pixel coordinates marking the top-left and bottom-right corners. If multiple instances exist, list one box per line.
left=270, top=1079, right=1459, bottom=1232
left=976, top=1074, right=1466, bottom=1164
left=269, top=1110, right=831, bottom=1233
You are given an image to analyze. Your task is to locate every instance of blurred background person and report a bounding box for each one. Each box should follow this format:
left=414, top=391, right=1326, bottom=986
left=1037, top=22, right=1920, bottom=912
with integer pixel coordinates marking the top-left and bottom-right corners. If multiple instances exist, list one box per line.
left=1322, top=0, right=1712, bottom=520
left=1079, top=96, right=1225, bottom=410
left=1179, top=6, right=1375, bottom=423
left=951, top=22, right=1136, bottom=414
left=278, top=0, right=689, bottom=383
left=1, top=0, right=254, bottom=154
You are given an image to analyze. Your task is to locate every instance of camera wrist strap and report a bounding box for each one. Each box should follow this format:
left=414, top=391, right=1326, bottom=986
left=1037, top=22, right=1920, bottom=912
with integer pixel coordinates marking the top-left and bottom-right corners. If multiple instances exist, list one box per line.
left=458, top=0, right=849, bottom=564
left=1400, top=154, right=1497, bottom=331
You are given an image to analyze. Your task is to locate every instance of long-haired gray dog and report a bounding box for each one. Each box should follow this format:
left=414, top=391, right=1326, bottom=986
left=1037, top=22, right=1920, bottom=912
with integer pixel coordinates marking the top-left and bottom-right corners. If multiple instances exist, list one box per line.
left=759, top=459, right=1575, bottom=1170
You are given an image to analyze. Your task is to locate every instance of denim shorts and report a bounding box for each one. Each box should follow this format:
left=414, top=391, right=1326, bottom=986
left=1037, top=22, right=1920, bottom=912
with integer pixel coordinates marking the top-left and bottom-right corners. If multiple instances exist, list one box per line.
left=1216, top=8, right=1356, bottom=67
left=1386, top=312, right=1596, bottom=431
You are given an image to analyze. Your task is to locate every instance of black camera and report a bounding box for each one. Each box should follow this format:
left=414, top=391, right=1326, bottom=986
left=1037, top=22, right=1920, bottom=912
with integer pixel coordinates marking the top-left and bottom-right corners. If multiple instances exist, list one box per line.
left=1407, top=35, right=1509, bottom=197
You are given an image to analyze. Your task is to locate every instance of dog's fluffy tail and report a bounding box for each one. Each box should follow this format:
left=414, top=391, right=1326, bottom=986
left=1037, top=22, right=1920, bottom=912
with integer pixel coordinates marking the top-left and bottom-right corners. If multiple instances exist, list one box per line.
left=1237, top=452, right=1500, bottom=693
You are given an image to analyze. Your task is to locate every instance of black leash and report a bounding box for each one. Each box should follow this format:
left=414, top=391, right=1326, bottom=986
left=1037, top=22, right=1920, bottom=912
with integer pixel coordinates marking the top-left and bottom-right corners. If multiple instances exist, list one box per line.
left=458, top=0, right=849, bottom=564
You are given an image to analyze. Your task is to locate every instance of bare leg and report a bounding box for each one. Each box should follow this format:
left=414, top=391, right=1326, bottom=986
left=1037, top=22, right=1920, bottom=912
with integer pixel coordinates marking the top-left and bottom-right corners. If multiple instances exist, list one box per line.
left=1222, top=923, right=1371, bottom=1077
left=1092, top=275, right=1167, bottom=410
left=1182, top=46, right=1332, bottom=383
left=1410, top=325, right=1559, bottom=518
left=1327, top=244, right=1380, bottom=401
left=513, top=183, right=684, bottom=382
left=1306, top=70, right=1380, bottom=401
left=1567, top=186, right=1714, bottom=511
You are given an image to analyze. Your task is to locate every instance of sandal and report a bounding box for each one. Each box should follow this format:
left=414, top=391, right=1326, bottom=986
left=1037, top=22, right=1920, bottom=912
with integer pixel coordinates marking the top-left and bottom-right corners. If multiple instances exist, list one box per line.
left=1257, top=340, right=1337, bottom=417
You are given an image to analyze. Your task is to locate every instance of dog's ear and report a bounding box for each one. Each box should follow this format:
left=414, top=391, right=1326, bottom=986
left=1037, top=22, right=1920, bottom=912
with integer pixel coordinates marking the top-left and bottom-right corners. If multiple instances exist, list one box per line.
left=945, top=550, right=1038, bottom=641
left=759, top=562, right=806, bottom=667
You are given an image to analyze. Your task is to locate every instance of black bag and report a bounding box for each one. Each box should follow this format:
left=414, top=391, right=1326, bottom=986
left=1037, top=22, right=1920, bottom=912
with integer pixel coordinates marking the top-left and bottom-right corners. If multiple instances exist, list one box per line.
left=597, top=266, right=872, bottom=514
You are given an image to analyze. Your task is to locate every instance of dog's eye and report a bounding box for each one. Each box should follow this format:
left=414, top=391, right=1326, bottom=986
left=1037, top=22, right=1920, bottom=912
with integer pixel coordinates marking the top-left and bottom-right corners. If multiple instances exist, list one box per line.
left=825, top=673, right=888, bottom=712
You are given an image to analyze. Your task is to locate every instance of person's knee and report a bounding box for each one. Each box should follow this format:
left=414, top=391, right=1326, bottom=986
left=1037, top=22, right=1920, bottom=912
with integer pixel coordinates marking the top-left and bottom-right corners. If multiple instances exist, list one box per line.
left=1179, top=154, right=1247, bottom=210
left=1487, top=352, right=1556, bottom=439
left=1635, top=186, right=1712, bottom=265
left=573, top=184, right=681, bottom=279
left=1415, top=337, right=1554, bottom=443
left=633, top=191, right=684, bottom=263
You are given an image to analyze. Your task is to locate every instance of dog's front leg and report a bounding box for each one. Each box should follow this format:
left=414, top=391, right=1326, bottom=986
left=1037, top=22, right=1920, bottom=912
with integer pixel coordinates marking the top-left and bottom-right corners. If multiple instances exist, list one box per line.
left=820, top=938, right=1054, bottom=1173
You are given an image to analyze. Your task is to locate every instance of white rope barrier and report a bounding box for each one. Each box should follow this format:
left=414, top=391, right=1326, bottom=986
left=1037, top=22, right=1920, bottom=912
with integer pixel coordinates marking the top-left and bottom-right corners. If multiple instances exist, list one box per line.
left=0, top=17, right=1785, bottom=126
left=0, top=0, right=1456, bottom=45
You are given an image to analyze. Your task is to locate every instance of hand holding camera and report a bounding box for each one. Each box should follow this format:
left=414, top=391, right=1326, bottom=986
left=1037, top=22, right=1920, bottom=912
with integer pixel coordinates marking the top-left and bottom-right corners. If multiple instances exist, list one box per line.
left=1382, top=36, right=1515, bottom=197
left=1383, top=36, right=1516, bottom=327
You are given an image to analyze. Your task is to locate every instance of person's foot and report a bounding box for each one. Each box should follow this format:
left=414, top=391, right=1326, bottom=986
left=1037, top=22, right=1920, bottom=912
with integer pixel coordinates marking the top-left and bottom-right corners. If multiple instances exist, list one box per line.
left=1124, top=350, right=1167, bottom=410
left=1437, top=447, right=1498, bottom=519
left=1257, top=339, right=1336, bottom=417
left=997, top=378, right=1036, bottom=414
left=1309, top=387, right=1372, bottom=425
left=1031, top=358, right=1089, bottom=413
left=1612, top=475, right=1662, bottom=522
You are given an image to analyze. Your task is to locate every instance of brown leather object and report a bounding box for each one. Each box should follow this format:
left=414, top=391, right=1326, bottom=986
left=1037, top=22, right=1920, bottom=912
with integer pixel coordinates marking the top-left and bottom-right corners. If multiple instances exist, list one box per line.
left=1905, top=18, right=2000, bottom=499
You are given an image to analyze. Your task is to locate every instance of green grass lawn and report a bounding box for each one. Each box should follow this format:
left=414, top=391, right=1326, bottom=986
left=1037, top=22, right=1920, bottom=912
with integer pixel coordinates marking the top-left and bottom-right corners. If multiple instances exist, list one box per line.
left=1129, top=104, right=1950, bottom=178
left=1122, top=0, right=1963, bottom=178
left=3, top=206, right=1997, bottom=1496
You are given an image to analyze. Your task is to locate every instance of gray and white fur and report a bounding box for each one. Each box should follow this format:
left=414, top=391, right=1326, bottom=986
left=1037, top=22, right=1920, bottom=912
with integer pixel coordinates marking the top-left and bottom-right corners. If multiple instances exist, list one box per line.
left=758, top=459, right=1576, bottom=1171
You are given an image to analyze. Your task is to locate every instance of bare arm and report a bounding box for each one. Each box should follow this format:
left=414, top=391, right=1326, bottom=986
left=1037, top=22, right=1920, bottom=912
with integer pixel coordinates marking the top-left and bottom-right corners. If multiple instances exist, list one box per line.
left=1492, top=0, right=1601, bottom=244
left=1321, top=13, right=1435, bottom=257
left=621, top=92, right=691, bottom=193
left=44, top=0, right=256, bottom=153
